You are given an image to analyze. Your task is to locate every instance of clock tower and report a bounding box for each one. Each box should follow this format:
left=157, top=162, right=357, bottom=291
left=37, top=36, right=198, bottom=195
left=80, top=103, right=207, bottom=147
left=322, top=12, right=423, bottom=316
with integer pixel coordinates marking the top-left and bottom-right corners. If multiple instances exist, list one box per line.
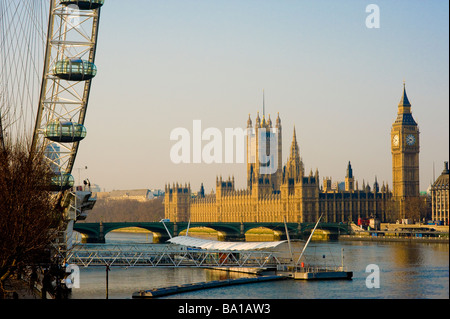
left=391, top=83, right=420, bottom=217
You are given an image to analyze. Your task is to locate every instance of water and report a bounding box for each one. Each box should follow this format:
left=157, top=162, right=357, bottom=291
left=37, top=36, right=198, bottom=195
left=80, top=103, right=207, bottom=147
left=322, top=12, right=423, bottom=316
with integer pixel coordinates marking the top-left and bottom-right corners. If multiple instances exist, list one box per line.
left=70, top=232, right=449, bottom=299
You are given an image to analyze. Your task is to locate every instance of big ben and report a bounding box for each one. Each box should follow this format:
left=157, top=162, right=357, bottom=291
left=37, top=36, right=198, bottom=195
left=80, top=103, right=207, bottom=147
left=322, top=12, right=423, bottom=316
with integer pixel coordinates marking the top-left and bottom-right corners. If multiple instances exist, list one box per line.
left=391, top=83, right=420, bottom=217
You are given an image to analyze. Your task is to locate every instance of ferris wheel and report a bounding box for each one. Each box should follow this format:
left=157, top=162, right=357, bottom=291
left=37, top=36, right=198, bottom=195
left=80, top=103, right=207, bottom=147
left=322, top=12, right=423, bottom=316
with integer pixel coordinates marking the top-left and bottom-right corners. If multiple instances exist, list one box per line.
left=1, top=0, right=104, bottom=192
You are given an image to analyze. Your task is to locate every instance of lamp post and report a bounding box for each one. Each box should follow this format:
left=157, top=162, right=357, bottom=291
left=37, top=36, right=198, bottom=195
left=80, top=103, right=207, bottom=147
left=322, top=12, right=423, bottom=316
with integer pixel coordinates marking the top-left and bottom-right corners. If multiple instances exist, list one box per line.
left=106, top=265, right=110, bottom=299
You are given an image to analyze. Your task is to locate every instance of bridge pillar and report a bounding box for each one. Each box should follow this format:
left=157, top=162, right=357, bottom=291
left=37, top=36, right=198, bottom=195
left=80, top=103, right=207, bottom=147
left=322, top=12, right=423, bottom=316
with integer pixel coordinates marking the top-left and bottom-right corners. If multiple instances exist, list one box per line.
left=84, top=236, right=105, bottom=244
left=222, top=233, right=245, bottom=242
left=98, top=222, right=105, bottom=243
left=151, top=231, right=172, bottom=243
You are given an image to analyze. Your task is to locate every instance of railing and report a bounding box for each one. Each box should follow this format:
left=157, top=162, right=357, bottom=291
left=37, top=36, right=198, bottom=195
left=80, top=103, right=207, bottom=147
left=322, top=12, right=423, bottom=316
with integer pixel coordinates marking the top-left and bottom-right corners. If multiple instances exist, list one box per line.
left=66, top=244, right=284, bottom=268
left=276, top=264, right=346, bottom=273
left=294, top=265, right=346, bottom=273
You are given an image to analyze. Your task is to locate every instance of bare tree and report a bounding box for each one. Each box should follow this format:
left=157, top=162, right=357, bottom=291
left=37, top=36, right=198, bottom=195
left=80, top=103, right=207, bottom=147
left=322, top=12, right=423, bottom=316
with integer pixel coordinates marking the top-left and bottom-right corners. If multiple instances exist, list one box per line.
left=403, top=196, right=428, bottom=223
left=82, top=197, right=165, bottom=223
left=0, top=140, right=64, bottom=298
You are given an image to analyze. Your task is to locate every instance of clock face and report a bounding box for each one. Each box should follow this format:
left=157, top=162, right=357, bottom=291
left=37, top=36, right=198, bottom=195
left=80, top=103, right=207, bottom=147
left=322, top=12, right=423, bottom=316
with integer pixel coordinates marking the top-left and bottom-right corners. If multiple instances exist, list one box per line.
left=406, top=134, right=416, bottom=146
left=393, top=134, right=399, bottom=147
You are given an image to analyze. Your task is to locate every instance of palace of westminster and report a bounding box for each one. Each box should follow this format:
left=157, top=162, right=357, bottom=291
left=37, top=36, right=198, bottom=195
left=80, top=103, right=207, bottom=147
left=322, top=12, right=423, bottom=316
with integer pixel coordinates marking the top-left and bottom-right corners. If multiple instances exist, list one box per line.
left=165, top=85, right=448, bottom=225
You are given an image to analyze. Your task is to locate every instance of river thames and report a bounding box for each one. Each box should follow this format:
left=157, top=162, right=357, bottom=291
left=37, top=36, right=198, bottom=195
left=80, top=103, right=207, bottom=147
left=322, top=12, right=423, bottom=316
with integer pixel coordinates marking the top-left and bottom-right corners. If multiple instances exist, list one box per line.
left=69, top=232, right=449, bottom=299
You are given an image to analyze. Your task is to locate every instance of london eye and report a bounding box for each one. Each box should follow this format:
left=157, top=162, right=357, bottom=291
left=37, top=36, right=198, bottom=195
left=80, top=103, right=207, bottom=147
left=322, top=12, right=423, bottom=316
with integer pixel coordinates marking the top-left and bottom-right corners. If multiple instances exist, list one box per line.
left=1, top=0, right=104, bottom=192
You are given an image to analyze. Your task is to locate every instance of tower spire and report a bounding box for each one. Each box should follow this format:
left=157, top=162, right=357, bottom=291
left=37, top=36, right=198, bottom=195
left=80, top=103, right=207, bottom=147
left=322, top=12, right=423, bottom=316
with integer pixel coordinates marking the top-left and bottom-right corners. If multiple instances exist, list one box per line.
left=284, top=125, right=302, bottom=181
left=399, top=81, right=411, bottom=107
left=395, top=81, right=416, bottom=125
left=289, top=126, right=300, bottom=162
left=346, top=161, right=353, bottom=178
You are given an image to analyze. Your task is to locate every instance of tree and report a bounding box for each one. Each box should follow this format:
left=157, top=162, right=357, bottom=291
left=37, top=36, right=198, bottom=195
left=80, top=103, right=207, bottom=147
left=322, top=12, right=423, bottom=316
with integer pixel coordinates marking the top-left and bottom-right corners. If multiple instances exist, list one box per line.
left=82, top=197, right=165, bottom=223
left=0, top=140, right=64, bottom=298
left=403, top=196, right=428, bottom=223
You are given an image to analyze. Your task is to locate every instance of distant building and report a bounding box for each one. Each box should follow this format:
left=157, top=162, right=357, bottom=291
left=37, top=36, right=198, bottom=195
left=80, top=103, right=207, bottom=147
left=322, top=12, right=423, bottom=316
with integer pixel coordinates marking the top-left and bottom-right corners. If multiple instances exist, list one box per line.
left=97, top=189, right=154, bottom=202
left=431, top=162, right=449, bottom=225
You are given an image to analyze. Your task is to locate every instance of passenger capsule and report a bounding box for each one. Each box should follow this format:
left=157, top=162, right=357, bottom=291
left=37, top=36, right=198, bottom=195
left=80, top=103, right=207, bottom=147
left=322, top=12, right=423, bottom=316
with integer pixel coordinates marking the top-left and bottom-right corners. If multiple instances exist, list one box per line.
left=54, top=58, right=97, bottom=81
left=44, top=120, right=87, bottom=143
left=49, top=173, right=75, bottom=192
left=60, top=0, right=105, bottom=10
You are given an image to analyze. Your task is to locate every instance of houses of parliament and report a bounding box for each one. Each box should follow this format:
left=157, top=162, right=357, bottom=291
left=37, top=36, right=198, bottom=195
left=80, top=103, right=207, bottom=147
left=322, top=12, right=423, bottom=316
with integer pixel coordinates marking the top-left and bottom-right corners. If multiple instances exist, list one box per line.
left=165, top=85, right=420, bottom=224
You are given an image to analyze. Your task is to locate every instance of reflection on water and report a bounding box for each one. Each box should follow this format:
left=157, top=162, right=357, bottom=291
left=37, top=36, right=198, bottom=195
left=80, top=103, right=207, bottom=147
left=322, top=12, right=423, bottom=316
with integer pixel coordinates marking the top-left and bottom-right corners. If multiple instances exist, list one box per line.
left=69, top=232, right=449, bottom=299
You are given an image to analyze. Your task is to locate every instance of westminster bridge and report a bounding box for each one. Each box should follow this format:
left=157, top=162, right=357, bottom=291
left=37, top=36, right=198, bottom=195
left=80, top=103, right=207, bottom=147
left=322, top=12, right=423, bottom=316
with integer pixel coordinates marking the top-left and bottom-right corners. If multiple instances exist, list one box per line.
left=73, top=221, right=350, bottom=243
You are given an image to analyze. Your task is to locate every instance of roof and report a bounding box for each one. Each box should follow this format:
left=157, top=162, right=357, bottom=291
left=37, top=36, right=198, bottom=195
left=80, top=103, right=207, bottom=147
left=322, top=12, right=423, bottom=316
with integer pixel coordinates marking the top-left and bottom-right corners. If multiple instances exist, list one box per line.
left=394, top=113, right=417, bottom=126
left=399, top=85, right=411, bottom=107
left=433, top=162, right=449, bottom=188
left=168, top=236, right=287, bottom=251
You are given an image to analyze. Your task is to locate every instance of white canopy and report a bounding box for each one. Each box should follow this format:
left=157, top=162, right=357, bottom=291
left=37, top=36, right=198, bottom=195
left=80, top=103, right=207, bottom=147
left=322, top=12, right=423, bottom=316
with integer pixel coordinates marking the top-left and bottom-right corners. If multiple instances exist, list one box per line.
left=167, top=235, right=287, bottom=251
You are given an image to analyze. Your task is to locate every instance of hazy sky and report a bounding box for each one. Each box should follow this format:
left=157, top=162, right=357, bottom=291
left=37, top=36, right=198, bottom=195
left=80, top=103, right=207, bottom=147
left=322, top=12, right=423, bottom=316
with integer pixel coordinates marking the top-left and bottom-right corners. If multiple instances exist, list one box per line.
left=74, top=0, right=449, bottom=193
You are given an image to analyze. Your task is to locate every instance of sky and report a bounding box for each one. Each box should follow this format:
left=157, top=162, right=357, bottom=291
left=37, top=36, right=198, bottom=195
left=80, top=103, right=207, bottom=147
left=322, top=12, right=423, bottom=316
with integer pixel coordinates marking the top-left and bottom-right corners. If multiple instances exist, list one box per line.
left=73, top=0, right=449, bottom=193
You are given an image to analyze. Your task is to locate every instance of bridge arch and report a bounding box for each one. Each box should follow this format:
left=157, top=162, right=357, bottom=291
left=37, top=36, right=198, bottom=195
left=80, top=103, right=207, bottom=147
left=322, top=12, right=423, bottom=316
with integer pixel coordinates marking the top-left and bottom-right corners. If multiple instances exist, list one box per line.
left=175, top=223, right=242, bottom=241
left=104, top=226, right=156, bottom=243
left=73, top=223, right=102, bottom=243
left=101, top=223, right=172, bottom=243
left=244, top=227, right=283, bottom=241
left=242, top=223, right=300, bottom=241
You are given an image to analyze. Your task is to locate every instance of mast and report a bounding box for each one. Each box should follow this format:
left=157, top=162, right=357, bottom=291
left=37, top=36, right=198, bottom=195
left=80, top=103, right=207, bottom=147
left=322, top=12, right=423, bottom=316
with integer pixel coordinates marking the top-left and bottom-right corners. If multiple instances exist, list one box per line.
left=263, top=89, right=265, bottom=118
left=283, top=216, right=294, bottom=262
left=295, top=214, right=323, bottom=267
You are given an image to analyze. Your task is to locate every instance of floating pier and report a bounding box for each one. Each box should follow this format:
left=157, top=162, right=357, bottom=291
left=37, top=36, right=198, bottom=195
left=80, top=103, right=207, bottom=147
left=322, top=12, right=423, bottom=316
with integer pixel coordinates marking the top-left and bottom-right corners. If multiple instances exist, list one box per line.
left=277, top=264, right=353, bottom=281
left=132, top=275, right=287, bottom=299
left=292, top=270, right=353, bottom=280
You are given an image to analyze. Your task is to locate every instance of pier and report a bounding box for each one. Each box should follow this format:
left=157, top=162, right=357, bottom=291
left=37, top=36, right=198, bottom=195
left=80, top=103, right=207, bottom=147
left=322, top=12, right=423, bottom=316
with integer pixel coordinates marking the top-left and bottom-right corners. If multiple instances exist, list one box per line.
left=132, top=275, right=287, bottom=299
left=292, top=268, right=353, bottom=280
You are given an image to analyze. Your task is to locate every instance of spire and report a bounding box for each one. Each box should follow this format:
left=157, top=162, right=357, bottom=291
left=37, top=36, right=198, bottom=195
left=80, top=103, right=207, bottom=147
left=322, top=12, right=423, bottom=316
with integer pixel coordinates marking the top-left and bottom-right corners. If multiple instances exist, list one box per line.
left=395, top=81, right=417, bottom=125
left=247, top=114, right=252, bottom=128
left=373, top=176, right=379, bottom=192
left=290, top=126, right=300, bottom=158
left=284, top=126, right=302, bottom=182
left=399, top=81, right=411, bottom=107
left=346, top=161, right=353, bottom=178
left=275, top=112, right=281, bottom=128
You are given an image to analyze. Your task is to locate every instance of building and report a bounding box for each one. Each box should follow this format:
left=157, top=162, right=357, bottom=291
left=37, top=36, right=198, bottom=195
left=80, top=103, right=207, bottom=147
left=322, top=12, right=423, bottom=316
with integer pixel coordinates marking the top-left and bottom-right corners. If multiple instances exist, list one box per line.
left=431, top=162, right=449, bottom=225
left=165, top=84, right=410, bottom=223
left=391, top=83, right=420, bottom=218
left=97, top=189, right=154, bottom=202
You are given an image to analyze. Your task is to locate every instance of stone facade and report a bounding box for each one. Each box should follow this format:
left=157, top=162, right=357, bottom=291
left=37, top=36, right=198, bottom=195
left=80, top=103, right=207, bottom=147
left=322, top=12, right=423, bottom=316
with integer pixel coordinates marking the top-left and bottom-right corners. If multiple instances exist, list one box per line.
left=431, top=162, right=449, bottom=224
